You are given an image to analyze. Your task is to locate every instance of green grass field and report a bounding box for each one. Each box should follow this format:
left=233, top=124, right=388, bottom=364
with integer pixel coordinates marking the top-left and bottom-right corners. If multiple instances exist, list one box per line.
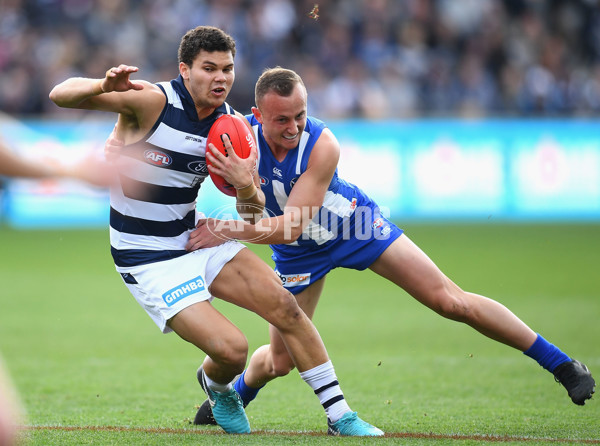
left=0, top=223, right=598, bottom=445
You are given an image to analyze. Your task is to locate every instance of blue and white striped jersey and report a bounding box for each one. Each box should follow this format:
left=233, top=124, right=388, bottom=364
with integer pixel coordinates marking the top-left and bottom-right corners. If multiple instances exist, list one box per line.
left=110, top=75, right=235, bottom=268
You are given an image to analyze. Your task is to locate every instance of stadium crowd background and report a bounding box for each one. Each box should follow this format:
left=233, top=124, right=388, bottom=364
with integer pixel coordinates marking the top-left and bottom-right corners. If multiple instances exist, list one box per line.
left=1, top=0, right=600, bottom=119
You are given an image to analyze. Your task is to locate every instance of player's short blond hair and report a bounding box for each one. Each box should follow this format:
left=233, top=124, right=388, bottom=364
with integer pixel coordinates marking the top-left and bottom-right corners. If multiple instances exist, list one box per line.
left=255, top=67, right=305, bottom=106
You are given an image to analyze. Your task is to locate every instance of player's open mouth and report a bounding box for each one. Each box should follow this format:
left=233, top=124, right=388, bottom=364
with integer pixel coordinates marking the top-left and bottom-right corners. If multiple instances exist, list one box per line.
left=283, top=133, right=298, bottom=140
left=212, top=87, right=226, bottom=95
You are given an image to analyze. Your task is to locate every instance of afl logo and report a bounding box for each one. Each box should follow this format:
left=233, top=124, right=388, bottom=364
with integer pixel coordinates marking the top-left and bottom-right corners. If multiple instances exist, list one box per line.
left=290, top=177, right=299, bottom=188
left=144, top=150, right=172, bottom=166
left=260, top=176, right=270, bottom=187
left=188, top=160, right=208, bottom=174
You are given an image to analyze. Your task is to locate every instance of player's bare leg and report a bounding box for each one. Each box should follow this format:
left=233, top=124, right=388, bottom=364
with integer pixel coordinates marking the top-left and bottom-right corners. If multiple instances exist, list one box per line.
left=209, top=250, right=329, bottom=372
left=243, top=278, right=327, bottom=388
left=194, top=278, right=326, bottom=426
left=169, top=301, right=251, bottom=433
left=169, top=301, right=248, bottom=383
left=369, top=234, right=537, bottom=350
left=202, top=249, right=383, bottom=435
left=369, top=234, right=594, bottom=405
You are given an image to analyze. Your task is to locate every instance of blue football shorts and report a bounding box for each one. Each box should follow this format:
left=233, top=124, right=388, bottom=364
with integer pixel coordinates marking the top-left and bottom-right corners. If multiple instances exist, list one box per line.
left=272, top=212, right=403, bottom=295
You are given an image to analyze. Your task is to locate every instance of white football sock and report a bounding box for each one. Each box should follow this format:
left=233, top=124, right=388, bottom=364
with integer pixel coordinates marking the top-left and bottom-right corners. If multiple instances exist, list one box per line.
left=299, top=360, right=351, bottom=423
left=203, top=372, right=232, bottom=393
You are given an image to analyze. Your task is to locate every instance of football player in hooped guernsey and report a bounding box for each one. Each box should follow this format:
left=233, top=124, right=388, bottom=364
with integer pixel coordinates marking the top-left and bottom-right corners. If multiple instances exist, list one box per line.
left=190, top=67, right=595, bottom=424
left=50, top=27, right=384, bottom=436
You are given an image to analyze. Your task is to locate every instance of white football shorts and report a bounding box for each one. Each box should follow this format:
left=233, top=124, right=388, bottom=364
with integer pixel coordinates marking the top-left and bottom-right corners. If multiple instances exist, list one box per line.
left=115, top=240, right=246, bottom=333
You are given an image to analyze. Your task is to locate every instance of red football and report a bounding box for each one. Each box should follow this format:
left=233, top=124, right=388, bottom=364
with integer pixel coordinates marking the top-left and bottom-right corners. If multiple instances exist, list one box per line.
left=206, top=114, right=254, bottom=196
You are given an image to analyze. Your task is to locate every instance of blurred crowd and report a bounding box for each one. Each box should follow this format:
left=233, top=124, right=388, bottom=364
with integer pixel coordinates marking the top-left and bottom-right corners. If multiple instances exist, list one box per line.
left=2, top=0, right=600, bottom=119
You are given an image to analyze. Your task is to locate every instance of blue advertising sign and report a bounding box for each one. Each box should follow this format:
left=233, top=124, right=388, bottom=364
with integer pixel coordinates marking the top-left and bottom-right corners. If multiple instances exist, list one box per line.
left=2, top=119, right=599, bottom=228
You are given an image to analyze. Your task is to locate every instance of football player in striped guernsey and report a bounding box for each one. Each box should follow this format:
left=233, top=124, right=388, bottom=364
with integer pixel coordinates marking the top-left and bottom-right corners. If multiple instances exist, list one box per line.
left=50, top=27, right=382, bottom=436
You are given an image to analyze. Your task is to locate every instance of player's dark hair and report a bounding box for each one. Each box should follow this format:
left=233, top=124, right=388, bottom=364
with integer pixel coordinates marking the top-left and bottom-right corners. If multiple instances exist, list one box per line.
left=178, top=26, right=236, bottom=66
left=255, top=67, right=305, bottom=105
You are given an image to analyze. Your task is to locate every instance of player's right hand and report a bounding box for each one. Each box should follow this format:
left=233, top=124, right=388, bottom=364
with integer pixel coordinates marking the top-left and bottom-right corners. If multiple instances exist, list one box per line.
left=186, top=218, right=230, bottom=251
left=101, top=65, right=144, bottom=93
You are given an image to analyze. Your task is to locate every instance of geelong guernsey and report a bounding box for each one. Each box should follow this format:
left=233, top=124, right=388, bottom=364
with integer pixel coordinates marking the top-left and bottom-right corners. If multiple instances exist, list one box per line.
left=247, top=114, right=364, bottom=254
left=110, top=75, right=235, bottom=268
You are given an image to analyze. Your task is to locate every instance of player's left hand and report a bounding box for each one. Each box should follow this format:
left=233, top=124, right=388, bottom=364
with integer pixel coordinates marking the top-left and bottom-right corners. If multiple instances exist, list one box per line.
left=104, top=125, right=124, bottom=162
left=186, top=218, right=233, bottom=251
left=58, top=152, right=118, bottom=187
left=206, top=133, right=257, bottom=189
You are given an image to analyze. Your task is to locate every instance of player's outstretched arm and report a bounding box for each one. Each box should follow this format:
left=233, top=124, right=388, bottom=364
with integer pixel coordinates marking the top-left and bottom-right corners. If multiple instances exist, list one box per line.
left=0, top=137, right=115, bottom=186
left=0, top=138, right=56, bottom=178
left=49, top=64, right=149, bottom=114
left=50, top=65, right=167, bottom=147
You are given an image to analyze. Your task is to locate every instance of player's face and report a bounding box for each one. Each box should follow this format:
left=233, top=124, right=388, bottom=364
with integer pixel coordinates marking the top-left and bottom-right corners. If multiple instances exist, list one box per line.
left=254, top=83, right=307, bottom=153
left=180, top=50, right=235, bottom=118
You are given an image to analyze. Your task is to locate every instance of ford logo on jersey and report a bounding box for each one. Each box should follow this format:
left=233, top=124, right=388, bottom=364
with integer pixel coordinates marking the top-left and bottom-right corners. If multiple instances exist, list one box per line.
left=188, top=160, right=208, bottom=174
left=144, top=150, right=172, bottom=166
left=162, top=275, right=206, bottom=307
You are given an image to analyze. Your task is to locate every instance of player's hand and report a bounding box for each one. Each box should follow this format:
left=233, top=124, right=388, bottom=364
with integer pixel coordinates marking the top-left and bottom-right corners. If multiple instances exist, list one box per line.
left=102, top=125, right=154, bottom=199
left=104, top=125, right=124, bottom=162
left=206, top=133, right=257, bottom=189
left=186, top=218, right=231, bottom=251
left=59, top=152, right=119, bottom=187
left=100, top=65, right=144, bottom=93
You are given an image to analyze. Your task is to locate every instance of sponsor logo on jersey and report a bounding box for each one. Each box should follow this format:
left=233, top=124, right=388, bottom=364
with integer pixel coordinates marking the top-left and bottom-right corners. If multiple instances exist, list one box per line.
left=162, top=275, right=206, bottom=307
left=276, top=270, right=311, bottom=288
left=185, top=135, right=203, bottom=143
left=187, top=160, right=208, bottom=174
left=372, top=217, right=391, bottom=236
left=190, top=176, right=205, bottom=187
left=260, top=176, right=270, bottom=187
left=372, top=217, right=384, bottom=229
left=273, top=167, right=282, bottom=178
left=144, top=150, right=172, bottom=166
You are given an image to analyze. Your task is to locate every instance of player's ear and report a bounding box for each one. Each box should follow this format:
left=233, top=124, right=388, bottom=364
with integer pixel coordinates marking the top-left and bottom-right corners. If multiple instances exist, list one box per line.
left=179, top=62, right=190, bottom=80
left=251, top=106, right=263, bottom=123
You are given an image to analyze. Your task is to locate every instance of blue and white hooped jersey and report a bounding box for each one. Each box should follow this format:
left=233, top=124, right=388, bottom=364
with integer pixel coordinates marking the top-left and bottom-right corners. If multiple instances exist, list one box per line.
left=110, top=75, right=235, bottom=268
left=247, top=114, right=383, bottom=255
